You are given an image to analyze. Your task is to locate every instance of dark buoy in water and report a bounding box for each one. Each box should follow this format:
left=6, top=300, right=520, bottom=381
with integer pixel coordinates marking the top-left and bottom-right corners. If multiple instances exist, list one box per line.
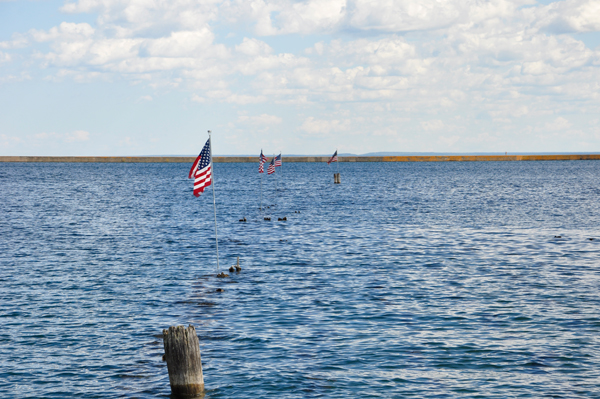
left=239, top=217, right=246, bottom=222
left=589, top=238, right=594, bottom=241
left=554, top=235, right=562, bottom=238
left=264, top=217, right=271, bottom=221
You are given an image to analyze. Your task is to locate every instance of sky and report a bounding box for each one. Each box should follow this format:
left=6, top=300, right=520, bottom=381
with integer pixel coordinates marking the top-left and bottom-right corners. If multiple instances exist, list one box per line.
left=1, top=0, right=599, bottom=156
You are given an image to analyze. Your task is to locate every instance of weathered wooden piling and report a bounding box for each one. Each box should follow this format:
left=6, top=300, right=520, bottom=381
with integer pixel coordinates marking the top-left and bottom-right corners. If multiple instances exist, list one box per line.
left=163, top=325, right=204, bottom=398
left=334, top=173, right=341, bottom=184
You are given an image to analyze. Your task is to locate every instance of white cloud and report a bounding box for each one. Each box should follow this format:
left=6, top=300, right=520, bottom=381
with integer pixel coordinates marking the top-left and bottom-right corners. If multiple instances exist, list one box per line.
left=0, top=72, right=32, bottom=84
left=265, top=0, right=346, bottom=34
left=439, top=135, right=460, bottom=146
left=119, top=136, right=135, bottom=147
left=536, top=0, right=600, bottom=33
left=238, top=114, right=282, bottom=125
left=191, top=94, right=206, bottom=103
left=33, top=130, right=91, bottom=143
left=143, top=29, right=215, bottom=57
left=31, top=22, right=95, bottom=42
left=300, top=117, right=350, bottom=135
left=0, top=134, right=22, bottom=149
left=545, top=116, right=571, bottom=131
left=235, top=37, right=273, bottom=56
left=422, top=120, right=444, bottom=131
left=61, top=0, right=220, bottom=32
left=0, top=51, right=11, bottom=64
left=65, top=130, right=91, bottom=142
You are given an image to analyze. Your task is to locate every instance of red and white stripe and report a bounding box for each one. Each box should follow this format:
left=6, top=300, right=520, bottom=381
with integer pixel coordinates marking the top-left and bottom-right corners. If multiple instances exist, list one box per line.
left=327, top=150, right=338, bottom=165
left=193, top=163, right=212, bottom=197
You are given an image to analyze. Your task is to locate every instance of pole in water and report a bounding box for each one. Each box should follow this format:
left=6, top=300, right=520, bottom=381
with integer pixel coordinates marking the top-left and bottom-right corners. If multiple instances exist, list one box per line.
left=260, top=172, right=263, bottom=211
left=336, top=148, right=340, bottom=183
left=209, top=130, right=220, bottom=271
left=163, top=325, right=204, bottom=398
left=274, top=153, right=278, bottom=192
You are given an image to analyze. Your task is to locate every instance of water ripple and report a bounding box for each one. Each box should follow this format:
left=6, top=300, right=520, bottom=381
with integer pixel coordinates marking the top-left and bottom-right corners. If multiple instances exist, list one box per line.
left=1, top=161, right=600, bottom=397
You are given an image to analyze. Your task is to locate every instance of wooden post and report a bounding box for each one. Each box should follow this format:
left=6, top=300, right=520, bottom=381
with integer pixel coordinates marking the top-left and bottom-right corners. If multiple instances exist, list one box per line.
left=334, top=173, right=341, bottom=184
left=163, top=325, right=204, bottom=398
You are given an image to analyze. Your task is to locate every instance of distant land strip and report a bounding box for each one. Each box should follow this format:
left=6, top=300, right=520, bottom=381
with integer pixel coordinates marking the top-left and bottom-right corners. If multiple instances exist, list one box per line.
left=1, top=154, right=600, bottom=163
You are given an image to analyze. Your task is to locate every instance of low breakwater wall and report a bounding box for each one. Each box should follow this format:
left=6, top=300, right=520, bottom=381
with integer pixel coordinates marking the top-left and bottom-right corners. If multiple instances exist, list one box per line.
left=1, top=154, right=599, bottom=163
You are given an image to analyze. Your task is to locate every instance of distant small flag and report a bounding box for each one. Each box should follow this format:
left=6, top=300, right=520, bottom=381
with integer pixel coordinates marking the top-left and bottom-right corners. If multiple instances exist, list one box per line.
left=259, top=149, right=268, bottom=173
left=327, top=150, right=338, bottom=164
left=260, top=150, right=268, bottom=164
left=267, top=158, right=275, bottom=175
left=189, top=139, right=212, bottom=197
left=274, top=153, right=282, bottom=167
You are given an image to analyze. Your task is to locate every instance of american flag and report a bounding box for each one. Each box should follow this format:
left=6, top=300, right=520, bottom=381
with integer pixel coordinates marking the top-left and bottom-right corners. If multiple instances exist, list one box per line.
left=259, top=150, right=268, bottom=173
left=274, top=153, right=282, bottom=167
left=267, top=158, right=275, bottom=175
left=260, top=150, right=268, bottom=164
left=189, top=139, right=212, bottom=197
left=327, top=150, right=338, bottom=164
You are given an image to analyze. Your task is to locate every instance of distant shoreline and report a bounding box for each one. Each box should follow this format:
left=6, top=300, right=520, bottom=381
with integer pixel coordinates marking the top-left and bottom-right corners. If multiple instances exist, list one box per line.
left=2, top=154, right=600, bottom=163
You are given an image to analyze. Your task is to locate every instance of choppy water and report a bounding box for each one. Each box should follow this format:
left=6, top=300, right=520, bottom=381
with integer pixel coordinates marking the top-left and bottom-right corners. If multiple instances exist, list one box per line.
left=1, top=160, right=600, bottom=398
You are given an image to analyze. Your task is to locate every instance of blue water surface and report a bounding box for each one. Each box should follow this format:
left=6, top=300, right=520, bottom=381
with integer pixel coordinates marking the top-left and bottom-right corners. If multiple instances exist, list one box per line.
left=1, top=160, right=600, bottom=398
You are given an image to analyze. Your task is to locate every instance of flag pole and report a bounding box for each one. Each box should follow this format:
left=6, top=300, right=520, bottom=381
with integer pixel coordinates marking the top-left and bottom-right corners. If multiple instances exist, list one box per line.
left=274, top=153, right=278, bottom=192
left=336, top=148, right=339, bottom=175
left=260, top=169, right=263, bottom=211
left=208, top=130, right=220, bottom=271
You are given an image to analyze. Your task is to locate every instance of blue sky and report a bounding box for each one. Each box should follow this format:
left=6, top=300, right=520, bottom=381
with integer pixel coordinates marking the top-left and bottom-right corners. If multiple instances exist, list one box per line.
left=1, top=0, right=599, bottom=156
